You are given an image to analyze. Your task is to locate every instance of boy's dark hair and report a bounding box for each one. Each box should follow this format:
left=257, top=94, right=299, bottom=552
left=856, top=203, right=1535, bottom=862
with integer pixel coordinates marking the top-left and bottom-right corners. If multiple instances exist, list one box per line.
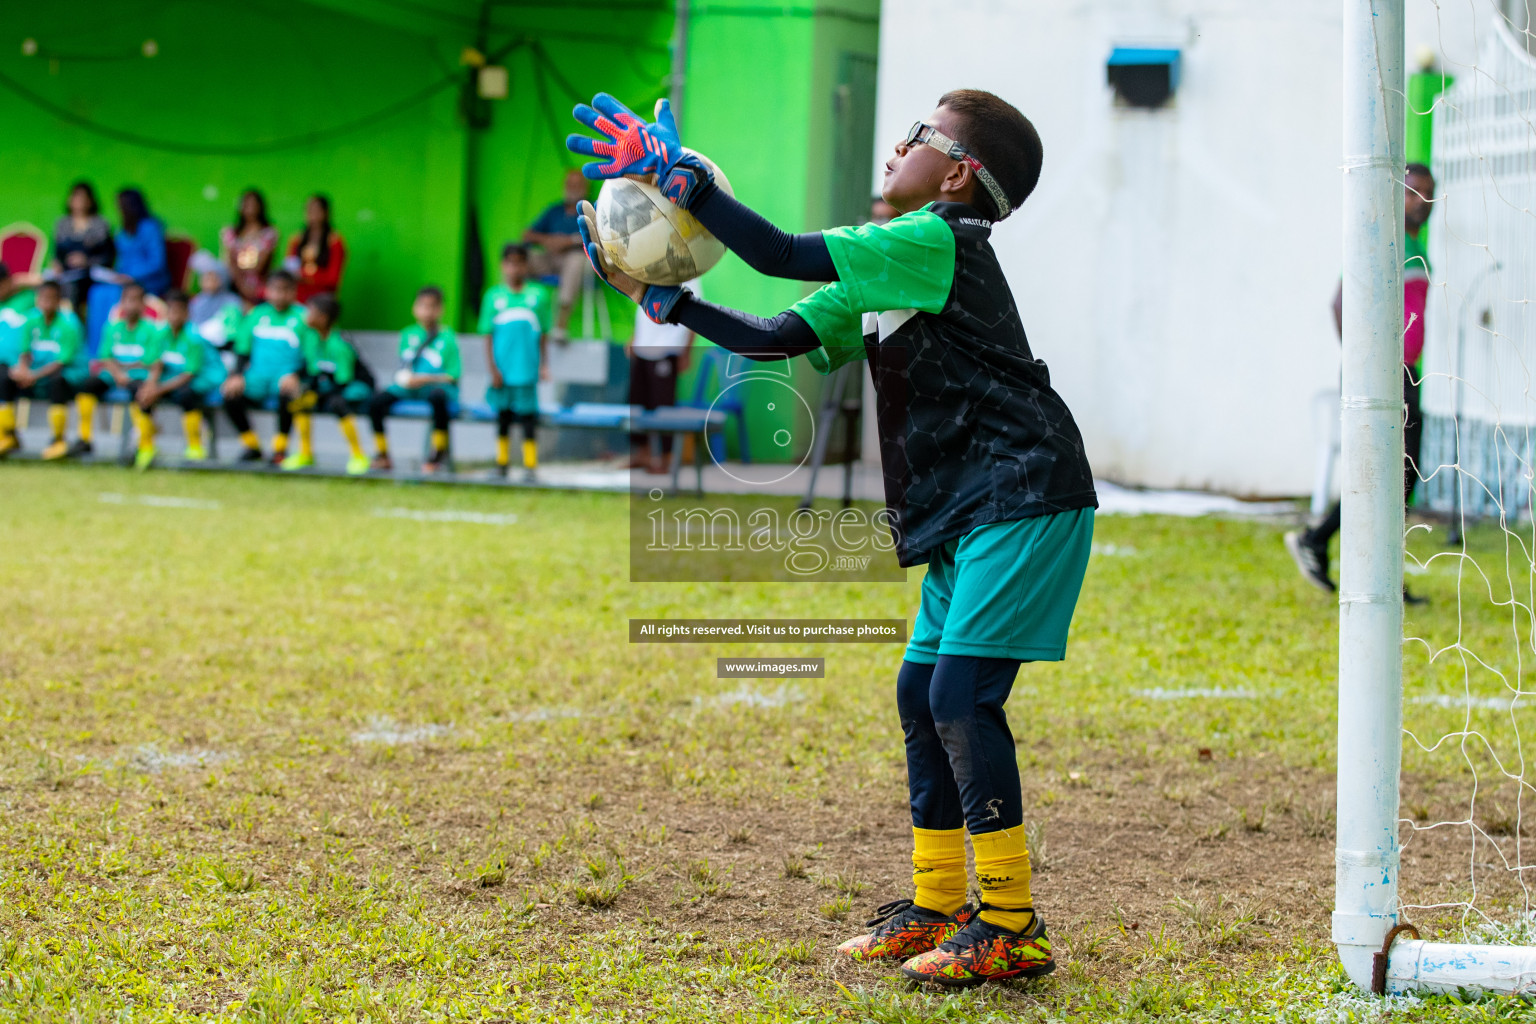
left=309, top=292, right=341, bottom=323
left=416, top=285, right=444, bottom=303
left=38, top=279, right=61, bottom=295
left=501, top=242, right=530, bottom=261
left=937, top=89, right=1044, bottom=220
left=1406, top=162, right=1433, bottom=180
left=268, top=269, right=296, bottom=287
left=121, top=280, right=146, bottom=297
left=165, top=288, right=189, bottom=306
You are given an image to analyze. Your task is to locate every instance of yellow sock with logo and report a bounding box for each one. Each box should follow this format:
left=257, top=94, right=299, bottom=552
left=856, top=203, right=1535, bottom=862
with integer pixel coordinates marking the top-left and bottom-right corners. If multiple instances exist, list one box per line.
left=239, top=430, right=260, bottom=451
left=496, top=436, right=511, bottom=467
left=375, top=433, right=389, bottom=456
left=183, top=410, right=203, bottom=447
left=431, top=429, right=448, bottom=453
left=338, top=416, right=363, bottom=458
left=130, top=406, right=155, bottom=452
left=48, top=404, right=68, bottom=441
left=522, top=438, right=538, bottom=469
left=295, top=414, right=313, bottom=459
left=971, top=826, right=1034, bottom=932
left=76, top=393, right=98, bottom=441
left=0, top=404, right=14, bottom=438
left=912, top=827, right=968, bottom=916
left=272, top=433, right=288, bottom=457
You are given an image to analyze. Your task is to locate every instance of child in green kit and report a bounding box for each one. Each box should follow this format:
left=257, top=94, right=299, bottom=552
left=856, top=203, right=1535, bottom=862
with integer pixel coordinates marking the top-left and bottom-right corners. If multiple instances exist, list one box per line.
left=221, top=270, right=307, bottom=465
left=569, top=89, right=1096, bottom=987
left=0, top=281, right=89, bottom=460
left=288, top=293, right=373, bottom=475
left=135, top=289, right=225, bottom=467
left=479, top=243, right=551, bottom=479
left=78, top=280, right=158, bottom=457
left=367, top=285, right=460, bottom=474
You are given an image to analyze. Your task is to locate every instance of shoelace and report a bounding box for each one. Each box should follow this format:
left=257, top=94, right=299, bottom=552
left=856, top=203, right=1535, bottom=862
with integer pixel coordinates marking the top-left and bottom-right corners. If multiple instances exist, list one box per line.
left=864, top=898, right=918, bottom=930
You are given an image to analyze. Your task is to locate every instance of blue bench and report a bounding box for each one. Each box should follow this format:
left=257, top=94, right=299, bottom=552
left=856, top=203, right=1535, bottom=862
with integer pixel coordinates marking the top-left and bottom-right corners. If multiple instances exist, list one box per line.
left=99, top=389, right=726, bottom=494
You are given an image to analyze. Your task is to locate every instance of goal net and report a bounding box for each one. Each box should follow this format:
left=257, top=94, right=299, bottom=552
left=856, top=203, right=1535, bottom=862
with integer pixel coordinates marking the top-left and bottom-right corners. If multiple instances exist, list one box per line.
left=1394, top=0, right=1536, bottom=985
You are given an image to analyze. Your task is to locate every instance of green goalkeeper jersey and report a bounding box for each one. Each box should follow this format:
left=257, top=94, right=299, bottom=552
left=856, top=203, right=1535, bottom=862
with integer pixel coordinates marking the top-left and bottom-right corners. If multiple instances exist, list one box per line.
left=304, top=327, right=358, bottom=386
left=97, top=317, right=160, bottom=380
left=788, top=202, right=1096, bottom=566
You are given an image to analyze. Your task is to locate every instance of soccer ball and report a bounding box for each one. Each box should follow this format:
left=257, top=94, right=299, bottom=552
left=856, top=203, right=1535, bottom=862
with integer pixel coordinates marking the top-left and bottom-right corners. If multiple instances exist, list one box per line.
left=593, top=151, right=734, bottom=286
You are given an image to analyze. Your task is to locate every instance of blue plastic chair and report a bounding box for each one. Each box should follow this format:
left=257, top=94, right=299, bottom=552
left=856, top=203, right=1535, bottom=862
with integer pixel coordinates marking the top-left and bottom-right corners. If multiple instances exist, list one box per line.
left=684, top=346, right=750, bottom=463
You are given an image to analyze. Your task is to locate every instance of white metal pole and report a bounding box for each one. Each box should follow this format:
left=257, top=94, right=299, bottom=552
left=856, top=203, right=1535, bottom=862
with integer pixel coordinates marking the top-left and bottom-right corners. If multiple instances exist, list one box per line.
left=1335, top=0, right=1406, bottom=993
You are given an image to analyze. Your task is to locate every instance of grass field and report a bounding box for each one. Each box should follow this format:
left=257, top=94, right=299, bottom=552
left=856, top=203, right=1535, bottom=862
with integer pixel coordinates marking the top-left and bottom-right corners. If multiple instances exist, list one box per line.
left=2, top=464, right=1534, bottom=1022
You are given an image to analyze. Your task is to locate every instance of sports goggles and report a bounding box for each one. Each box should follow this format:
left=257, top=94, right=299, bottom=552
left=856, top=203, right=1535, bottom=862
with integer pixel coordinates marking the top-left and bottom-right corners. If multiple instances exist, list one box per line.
left=903, top=121, right=1012, bottom=220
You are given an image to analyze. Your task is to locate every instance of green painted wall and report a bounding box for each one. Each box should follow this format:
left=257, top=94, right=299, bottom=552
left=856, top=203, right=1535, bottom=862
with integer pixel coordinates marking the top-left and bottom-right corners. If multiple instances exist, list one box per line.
left=679, top=0, right=880, bottom=461
left=1, top=0, right=671, bottom=333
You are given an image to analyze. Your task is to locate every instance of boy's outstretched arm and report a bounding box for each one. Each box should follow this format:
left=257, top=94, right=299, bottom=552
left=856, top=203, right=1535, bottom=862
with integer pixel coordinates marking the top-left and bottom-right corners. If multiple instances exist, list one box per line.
left=566, top=93, right=835, bottom=282
left=670, top=295, right=822, bottom=362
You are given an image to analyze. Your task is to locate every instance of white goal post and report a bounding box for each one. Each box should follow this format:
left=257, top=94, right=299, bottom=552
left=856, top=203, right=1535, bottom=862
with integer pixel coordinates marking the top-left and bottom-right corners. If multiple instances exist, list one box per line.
left=1335, top=0, right=1536, bottom=995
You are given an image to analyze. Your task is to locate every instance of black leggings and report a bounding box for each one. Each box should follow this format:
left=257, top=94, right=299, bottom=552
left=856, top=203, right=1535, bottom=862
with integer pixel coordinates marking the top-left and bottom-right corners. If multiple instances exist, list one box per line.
left=318, top=390, right=364, bottom=418
left=0, top=373, right=73, bottom=404
left=146, top=386, right=206, bottom=412
left=896, top=656, right=1024, bottom=836
left=225, top=393, right=294, bottom=438
left=78, top=376, right=113, bottom=399
left=497, top=409, right=537, bottom=441
left=1312, top=366, right=1422, bottom=545
left=368, top=387, right=451, bottom=434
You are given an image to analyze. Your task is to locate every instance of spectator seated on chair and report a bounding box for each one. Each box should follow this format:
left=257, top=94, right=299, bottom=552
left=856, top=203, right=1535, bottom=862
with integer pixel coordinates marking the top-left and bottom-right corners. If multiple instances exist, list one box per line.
left=221, top=189, right=278, bottom=308
left=220, top=270, right=308, bottom=466
left=284, top=194, right=347, bottom=305
left=480, top=243, right=551, bottom=479
left=85, top=189, right=169, bottom=353
left=51, top=182, right=114, bottom=319
left=187, top=250, right=244, bottom=358
left=522, top=169, right=592, bottom=344
left=78, top=280, right=158, bottom=458
left=367, top=285, right=459, bottom=475
left=0, top=280, right=88, bottom=461
left=133, top=289, right=226, bottom=469
left=290, top=293, right=374, bottom=476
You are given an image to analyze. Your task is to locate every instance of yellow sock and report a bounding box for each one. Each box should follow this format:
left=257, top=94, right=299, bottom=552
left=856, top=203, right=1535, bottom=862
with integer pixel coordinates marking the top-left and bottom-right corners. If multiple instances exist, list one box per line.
left=0, top=404, right=14, bottom=437
left=522, top=438, right=538, bottom=469
left=971, top=826, right=1034, bottom=932
left=240, top=430, right=260, bottom=451
left=183, top=410, right=203, bottom=446
left=295, top=413, right=313, bottom=459
left=130, top=406, right=155, bottom=452
left=375, top=433, right=389, bottom=456
left=48, top=404, right=68, bottom=441
left=272, top=433, right=288, bottom=456
left=496, top=436, right=511, bottom=467
left=431, top=428, right=447, bottom=453
left=912, top=827, right=968, bottom=916
left=76, top=393, right=98, bottom=442
left=338, top=416, right=363, bottom=458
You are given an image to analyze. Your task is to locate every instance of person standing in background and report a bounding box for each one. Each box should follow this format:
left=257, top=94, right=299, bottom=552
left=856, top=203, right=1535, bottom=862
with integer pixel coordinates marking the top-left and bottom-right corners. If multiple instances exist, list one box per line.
left=221, top=189, right=278, bottom=307
left=50, top=182, right=114, bottom=318
left=523, top=169, right=592, bottom=344
left=625, top=279, right=697, bottom=475
left=85, top=189, right=168, bottom=352
left=284, top=194, right=346, bottom=304
left=1286, top=164, right=1435, bottom=599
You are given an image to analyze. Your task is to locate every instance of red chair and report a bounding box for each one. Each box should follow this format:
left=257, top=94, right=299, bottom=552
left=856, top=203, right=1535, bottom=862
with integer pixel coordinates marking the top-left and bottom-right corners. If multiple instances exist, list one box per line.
left=166, top=236, right=195, bottom=291
left=0, top=222, right=47, bottom=277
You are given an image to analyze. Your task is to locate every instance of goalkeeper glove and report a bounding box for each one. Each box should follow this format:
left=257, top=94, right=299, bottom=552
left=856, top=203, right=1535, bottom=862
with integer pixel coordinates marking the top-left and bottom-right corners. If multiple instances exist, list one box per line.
left=567, top=94, right=715, bottom=210
left=575, top=200, right=685, bottom=324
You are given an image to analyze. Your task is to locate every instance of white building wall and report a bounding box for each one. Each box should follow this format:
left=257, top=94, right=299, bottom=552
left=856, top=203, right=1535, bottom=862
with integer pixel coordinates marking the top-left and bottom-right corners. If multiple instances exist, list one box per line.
left=874, top=0, right=1482, bottom=496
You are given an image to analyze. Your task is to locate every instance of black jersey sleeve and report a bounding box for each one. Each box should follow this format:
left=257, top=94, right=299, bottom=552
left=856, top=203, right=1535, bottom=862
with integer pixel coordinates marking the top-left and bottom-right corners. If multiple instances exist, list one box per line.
left=687, top=185, right=837, bottom=282
left=669, top=294, right=823, bottom=362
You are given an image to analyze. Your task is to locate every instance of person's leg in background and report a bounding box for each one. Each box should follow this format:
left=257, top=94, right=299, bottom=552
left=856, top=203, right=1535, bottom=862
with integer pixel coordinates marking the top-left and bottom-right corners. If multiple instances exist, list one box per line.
left=322, top=391, right=369, bottom=475
left=41, top=376, right=75, bottom=460
left=422, top=386, right=451, bottom=472
left=552, top=247, right=589, bottom=343
left=626, top=355, right=673, bottom=474
left=222, top=390, right=264, bottom=462
left=495, top=409, right=515, bottom=476
left=282, top=391, right=318, bottom=471
left=1404, top=363, right=1423, bottom=507
left=170, top=387, right=207, bottom=460
left=0, top=371, right=21, bottom=456
left=366, top=390, right=398, bottom=471
left=72, top=375, right=111, bottom=457
left=517, top=410, right=539, bottom=474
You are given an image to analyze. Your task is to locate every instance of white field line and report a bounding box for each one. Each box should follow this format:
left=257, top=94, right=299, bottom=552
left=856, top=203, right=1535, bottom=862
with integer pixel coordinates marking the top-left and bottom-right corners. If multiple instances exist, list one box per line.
left=100, top=493, right=222, bottom=510
left=372, top=507, right=519, bottom=526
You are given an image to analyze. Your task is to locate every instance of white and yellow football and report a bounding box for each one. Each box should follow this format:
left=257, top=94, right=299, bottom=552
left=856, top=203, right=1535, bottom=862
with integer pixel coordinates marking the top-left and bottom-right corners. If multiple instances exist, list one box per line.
left=592, top=151, right=733, bottom=286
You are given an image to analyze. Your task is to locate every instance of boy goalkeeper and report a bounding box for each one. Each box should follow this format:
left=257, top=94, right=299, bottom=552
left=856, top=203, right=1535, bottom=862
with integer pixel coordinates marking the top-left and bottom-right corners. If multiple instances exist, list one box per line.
left=569, top=89, right=1097, bottom=987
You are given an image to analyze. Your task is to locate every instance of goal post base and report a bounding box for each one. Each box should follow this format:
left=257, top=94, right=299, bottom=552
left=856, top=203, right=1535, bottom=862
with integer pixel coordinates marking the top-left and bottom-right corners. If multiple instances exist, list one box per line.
left=1377, top=940, right=1536, bottom=997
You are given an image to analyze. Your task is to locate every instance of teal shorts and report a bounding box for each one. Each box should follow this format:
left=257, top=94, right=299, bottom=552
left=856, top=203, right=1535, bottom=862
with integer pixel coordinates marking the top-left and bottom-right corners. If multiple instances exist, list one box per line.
left=905, top=507, right=1095, bottom=664
left=486, top=384, right=538, bottom=416
left=243, top=374, right=286, bottom=404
